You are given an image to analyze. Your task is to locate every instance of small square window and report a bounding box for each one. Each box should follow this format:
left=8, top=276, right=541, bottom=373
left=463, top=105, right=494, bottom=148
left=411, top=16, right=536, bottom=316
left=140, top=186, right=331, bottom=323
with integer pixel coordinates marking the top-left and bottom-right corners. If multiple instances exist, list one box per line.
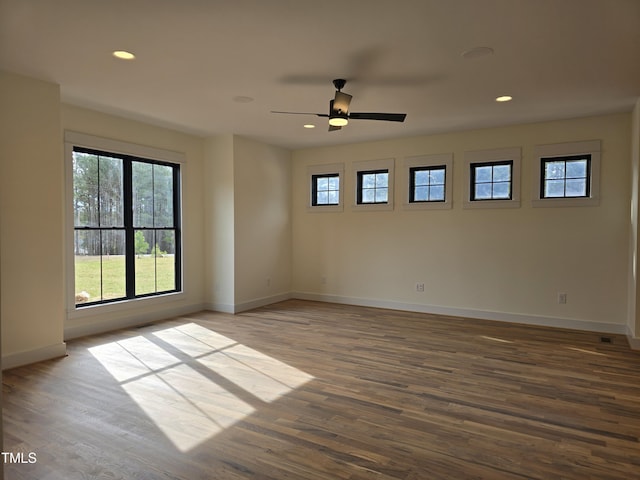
left=541, top=155, right=590, bottom=199
left=470, top=161, right=512, bottom=201
left=307, top=163, right=344, bottom=212
left=532, top=140, right=600, bottom=208
left=312, top=174, right=340, bottom=206
left=409, top=166, right=446, bottom=203
left=357, top=169, right=389, bottom=204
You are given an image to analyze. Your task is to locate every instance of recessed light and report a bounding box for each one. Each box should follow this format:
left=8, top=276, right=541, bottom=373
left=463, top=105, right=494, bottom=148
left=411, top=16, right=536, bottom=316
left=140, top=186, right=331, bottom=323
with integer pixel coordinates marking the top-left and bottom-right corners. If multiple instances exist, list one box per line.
left=495, top=95, right=513, bottom=102
left=113, top=50, right=135, bottom=60
left=232, top=96, right=254, bottom=103
left=461, top=46, right=494, bottom=59
left=303, top=124, right=315, bottom=129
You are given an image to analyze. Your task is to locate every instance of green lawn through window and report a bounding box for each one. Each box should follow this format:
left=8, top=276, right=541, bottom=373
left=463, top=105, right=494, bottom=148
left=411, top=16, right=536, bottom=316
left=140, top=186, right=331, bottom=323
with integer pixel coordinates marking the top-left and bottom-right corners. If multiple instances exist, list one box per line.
left=75, top=255, right=175, bottom=303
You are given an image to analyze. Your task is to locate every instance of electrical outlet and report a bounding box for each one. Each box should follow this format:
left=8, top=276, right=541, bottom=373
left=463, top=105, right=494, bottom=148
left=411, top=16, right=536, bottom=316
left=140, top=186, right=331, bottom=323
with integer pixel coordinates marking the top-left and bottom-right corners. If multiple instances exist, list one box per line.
left=416, top=283, right=425, bottom=292
left=558, top=292, right=567, bottom=304
left=321, top=276, right=327, bottom=285
left=266, top=277, right=271, bottom=287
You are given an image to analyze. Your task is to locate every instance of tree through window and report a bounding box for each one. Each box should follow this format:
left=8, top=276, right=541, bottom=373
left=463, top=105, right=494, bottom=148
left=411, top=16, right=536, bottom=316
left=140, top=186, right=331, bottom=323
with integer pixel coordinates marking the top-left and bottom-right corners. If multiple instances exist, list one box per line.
left=73, top=147, right=181, bottom=306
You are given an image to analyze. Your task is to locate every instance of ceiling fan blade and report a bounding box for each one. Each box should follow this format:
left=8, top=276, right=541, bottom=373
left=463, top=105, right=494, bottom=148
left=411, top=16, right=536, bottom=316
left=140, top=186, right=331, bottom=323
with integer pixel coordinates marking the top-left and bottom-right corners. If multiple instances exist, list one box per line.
left=328, top=125, right=342, bottom=132
left=271, top=111, right=329, bottom=117
left=348, top=112, right=407, bottom=122
left=333, top=91, right=352, bottom=114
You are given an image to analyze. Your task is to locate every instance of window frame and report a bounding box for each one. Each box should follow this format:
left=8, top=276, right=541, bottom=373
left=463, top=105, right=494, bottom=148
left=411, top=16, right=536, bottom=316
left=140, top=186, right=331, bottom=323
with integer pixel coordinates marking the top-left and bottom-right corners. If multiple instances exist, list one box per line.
left=540, top=155, right=591, bottom=199
left=352, top=158, right=395, bottom=211
left=532, top=140, right=601, bottom=207
left=464, top=147, right=521, bottom=209
left=311, top=173, right=341, bottom=207
left=356, top=169, right=390, bottom=205
left=65, top=131, right=185, bottom=317
left=306, top=163, right=344, bottom=212
left=402, top=153, right=453, bottom=210
left=470, top=160, right=513, bottom=201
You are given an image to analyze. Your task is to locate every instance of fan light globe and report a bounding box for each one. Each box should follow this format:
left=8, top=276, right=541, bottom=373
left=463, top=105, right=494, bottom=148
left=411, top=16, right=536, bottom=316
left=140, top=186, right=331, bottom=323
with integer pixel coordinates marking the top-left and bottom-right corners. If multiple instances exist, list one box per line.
left=329, top=116, right=348, bottom=127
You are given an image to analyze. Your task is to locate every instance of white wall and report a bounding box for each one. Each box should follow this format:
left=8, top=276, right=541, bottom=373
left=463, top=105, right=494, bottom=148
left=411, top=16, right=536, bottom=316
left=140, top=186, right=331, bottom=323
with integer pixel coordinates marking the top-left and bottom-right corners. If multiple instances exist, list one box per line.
left=204, top=134, right=236, bottom=312
left=232, top=136, right=292, bottom=310
left=0, top=71, right=66, bottom=368
left=61, top=105, right=206, bottom=339
left=628, top=99, right=640, bottom=345
left=292, top=113, right=631, bottom=333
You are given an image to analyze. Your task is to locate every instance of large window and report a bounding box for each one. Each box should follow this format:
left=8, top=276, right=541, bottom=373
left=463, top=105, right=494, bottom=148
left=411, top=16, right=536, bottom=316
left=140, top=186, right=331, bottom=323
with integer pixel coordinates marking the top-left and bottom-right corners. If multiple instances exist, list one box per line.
left=72, top=146, right=181, bottom=306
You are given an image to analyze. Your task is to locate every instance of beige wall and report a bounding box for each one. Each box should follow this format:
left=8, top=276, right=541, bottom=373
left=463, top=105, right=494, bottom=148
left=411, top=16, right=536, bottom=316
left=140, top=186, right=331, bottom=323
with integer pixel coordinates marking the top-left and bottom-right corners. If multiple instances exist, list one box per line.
left=0, top=71, right=66, bottom=367
left=292, top=113, right=631, bottom=333
left=1, top=70, right=637, bottom=367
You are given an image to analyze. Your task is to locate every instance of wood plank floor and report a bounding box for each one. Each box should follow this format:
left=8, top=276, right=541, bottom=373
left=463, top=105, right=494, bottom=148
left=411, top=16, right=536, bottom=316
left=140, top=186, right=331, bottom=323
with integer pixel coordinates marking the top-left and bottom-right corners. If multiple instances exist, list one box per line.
left=3, top=299, right=640, bottom=479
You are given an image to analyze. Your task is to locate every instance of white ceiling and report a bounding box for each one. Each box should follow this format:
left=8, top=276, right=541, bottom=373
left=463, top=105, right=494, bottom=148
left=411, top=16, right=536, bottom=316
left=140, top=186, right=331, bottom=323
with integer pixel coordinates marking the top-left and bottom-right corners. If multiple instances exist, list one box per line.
left=1, top=0, right=639, bottom=150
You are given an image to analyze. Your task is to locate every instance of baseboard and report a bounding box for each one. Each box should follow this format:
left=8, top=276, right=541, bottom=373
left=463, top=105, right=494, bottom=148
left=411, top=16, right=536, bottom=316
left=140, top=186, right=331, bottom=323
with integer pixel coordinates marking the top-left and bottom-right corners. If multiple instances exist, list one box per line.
left=205, top=293, right=293, bottom=314
left=2, top=342, right=67, bottom=371
left=626, top=326, right=640, bottom=350
left=64, top=303, right=206, bottom=340
left=232, top=292, right=292, bottom=313
left=292, top=292, right=629, bottom=335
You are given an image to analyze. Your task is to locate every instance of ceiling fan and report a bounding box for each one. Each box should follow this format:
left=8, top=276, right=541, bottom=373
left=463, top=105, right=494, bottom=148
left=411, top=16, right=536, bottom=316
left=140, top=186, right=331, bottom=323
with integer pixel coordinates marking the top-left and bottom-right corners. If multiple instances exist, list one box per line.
left=271, top=79, right=407, bottom=131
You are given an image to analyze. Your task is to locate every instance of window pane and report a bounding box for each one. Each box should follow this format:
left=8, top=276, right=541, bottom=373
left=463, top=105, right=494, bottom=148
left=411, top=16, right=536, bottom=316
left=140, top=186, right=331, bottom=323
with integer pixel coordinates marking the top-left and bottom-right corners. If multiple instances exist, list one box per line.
left=101, top=230, right=126, bottom=300
left=153, top=164, right=174, bottom=227
left=155, top=230, right=176, bottom=292
left=132, top=162, right=154, bottom=227
left=316, top=177, right=329, bottom=191
left=375, top=187, right=388, bottom=203
left=74, top=230, right=126, bottom=304
left=545, top=179, right=565, bottom=197
left=362, top=188, right=375, bottom=203
left=362, top=174, right=376, bottom=188
left=475, top=183, right=492, bottom=200
left=429, top=185, right=445, bottom=201
left=375, top=173, right=388, bottom=188
left=566, top=160, right=587, bottom=178
left=74, top=230, right=100, bottom=303
left=328, top=176, right=339, bottom=190
left=73, top=152, right=99, bottom=227
left=430, top=169, right=445, bottom=185
left=317, top=191, right=329, bottom=204
left=493, top=165, right=511, bottom=182
left=98, top=156, right=124, bottom=227
left=414, top=170, right=429, bottom=186
left=492, top=182, right=511, bottom=199
left=135, top=230, right=155, bottom=296
left=545, top=161, right=565, bottom=180
left=414, top=186, right=428, bottom=201
left=475, top=166, right=492, bottom=183
left=565, top=179, right=587, bottom=197
left=328, top=190, right=339, bottom=204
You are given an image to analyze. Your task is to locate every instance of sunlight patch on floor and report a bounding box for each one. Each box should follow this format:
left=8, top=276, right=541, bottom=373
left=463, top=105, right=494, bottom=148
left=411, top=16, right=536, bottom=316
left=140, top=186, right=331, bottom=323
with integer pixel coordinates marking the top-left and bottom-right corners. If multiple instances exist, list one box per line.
left=198, top=343, right=315, bottom=403
left=89, top=322, right=314, bottom=452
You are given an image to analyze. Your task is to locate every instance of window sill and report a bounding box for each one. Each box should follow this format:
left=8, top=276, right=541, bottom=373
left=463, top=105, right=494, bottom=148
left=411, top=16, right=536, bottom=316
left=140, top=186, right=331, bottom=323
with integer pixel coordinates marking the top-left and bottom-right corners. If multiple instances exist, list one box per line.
left=68, top=290, right=186, bottom=320
left=532, top=197, right=599, bottom=208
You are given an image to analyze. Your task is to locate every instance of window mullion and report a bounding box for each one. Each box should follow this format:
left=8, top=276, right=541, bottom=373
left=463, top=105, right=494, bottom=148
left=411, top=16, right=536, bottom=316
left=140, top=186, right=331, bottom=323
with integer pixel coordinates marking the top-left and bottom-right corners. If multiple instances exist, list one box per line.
left=173, top=166, right=182, bottom=291
left=123, top=159, right=135, bottom=298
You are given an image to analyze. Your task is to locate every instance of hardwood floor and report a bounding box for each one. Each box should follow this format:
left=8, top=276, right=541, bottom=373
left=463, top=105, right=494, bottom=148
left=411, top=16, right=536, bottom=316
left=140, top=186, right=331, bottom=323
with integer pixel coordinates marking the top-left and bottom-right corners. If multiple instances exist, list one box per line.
left=3, top=299, right=640, bottom=479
